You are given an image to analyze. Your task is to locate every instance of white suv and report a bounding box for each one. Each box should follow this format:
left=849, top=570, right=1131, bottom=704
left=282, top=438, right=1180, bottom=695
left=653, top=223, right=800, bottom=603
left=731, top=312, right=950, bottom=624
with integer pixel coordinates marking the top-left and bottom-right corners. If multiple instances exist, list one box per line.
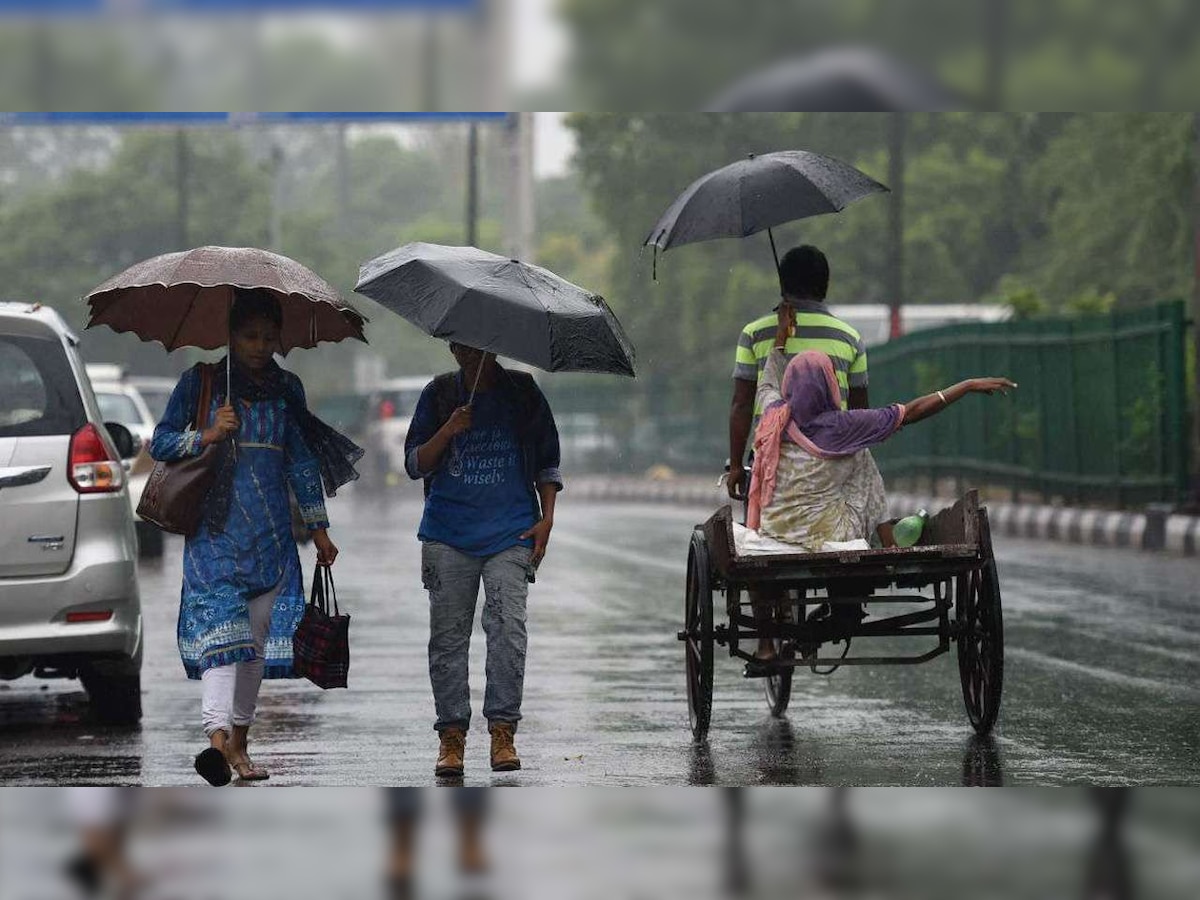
left=0, top=302, right=143, bottom=725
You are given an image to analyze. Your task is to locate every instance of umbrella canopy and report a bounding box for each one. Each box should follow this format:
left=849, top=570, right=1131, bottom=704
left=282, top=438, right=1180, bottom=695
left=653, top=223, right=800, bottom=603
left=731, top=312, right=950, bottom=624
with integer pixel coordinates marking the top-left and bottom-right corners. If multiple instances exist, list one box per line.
left=644, top=150, right=888, bottom=255
left=85, top=245, right=367, bottom=353
left=355, top=242, right=636, bottom=378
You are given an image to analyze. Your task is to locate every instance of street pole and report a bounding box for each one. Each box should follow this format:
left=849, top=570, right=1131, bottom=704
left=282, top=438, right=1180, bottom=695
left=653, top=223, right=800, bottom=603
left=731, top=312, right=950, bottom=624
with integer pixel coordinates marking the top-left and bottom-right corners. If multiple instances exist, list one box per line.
left=336, top=123, right=350, bottom=235
left=466, top=121, right=480, bottom=247
left=422, top=14, right=439, bottom=112
left=984, top=0, right=1006, bottom=109
left=505, top=113, right=535, bottom=262
left=1191, top=111, right=1200, bottom=508
left=268, top=143, right=283, bottom=251
left=887, top=112, right=906, bottom=338
left=175, top=128, right=189, bottom=249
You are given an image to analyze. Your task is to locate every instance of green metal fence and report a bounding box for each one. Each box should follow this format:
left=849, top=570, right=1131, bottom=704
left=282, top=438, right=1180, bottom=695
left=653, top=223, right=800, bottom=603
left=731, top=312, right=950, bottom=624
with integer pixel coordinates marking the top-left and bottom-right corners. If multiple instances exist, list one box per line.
left=868, top=302, right=1190, bottom=507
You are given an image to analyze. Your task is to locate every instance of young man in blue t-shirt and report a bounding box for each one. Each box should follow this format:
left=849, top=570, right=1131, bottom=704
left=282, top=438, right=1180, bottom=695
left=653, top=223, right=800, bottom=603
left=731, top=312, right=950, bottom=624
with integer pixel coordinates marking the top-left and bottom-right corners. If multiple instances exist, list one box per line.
left=405, top=342, right=563, bottom=778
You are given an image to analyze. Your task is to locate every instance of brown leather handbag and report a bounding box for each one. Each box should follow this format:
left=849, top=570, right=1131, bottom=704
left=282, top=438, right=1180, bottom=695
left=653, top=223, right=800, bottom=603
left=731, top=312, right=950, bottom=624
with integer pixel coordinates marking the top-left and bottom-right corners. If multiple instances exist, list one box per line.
left=136, top=364, right=226, bottom=537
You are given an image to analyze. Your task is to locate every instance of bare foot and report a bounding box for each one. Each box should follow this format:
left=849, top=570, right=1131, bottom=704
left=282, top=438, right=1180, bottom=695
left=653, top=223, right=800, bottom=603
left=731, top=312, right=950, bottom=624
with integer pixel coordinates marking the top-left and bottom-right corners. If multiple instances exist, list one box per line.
left=753, top=639, right=778, bottom=662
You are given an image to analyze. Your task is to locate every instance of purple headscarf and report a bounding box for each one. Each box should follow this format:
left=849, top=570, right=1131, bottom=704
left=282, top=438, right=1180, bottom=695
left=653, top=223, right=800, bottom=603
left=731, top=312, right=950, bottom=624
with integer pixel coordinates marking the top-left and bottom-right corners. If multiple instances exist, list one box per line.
left=746, top=351, right=905, bottom=529
left=777, top=351, right=904, bottom=458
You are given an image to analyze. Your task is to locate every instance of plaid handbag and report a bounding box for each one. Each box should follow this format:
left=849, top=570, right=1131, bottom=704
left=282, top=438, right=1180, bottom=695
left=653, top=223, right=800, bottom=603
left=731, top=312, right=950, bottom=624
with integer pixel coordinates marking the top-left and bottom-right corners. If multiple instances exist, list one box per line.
left=292, top=564, right=350, bottom=689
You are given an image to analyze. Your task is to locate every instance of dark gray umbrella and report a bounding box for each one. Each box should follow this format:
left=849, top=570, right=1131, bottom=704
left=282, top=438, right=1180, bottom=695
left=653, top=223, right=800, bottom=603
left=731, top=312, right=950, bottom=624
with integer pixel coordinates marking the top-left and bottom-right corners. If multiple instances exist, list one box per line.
left=354, top=242, right=636, bottom=379
left=643, top=150, right=888, bottom=276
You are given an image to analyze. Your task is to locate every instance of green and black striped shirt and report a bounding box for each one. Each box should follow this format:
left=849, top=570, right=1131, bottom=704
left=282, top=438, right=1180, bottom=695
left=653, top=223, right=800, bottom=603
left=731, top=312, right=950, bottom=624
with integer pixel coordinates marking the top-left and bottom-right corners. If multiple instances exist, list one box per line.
left=733, top=299, right=868, bottom=414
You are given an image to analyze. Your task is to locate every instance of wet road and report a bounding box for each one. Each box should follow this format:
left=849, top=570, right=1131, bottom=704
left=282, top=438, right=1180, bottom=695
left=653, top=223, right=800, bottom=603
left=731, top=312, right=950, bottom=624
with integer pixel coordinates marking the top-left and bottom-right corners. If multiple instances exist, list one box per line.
left=2, top=492, right=1198, bottom=786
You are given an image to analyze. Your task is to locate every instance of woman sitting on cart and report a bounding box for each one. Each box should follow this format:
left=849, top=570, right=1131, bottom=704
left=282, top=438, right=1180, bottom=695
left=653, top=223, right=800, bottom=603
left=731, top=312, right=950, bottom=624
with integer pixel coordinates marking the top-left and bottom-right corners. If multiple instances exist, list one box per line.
left=745, top=305, right=1015, bottom=664
left=747, top=303, right=1016, bottom=551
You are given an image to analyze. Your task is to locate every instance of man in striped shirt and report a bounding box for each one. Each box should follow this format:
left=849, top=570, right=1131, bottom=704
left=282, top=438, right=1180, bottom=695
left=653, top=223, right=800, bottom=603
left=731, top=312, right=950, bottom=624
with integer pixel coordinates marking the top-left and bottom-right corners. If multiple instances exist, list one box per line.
left=727, top=245, right=869, bottom=501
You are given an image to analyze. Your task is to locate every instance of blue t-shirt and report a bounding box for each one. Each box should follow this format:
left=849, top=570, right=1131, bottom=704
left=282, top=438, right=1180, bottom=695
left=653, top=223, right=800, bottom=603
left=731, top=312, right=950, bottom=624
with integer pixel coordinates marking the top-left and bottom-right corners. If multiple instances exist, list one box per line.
left=414, top=386, right=539, bottom=557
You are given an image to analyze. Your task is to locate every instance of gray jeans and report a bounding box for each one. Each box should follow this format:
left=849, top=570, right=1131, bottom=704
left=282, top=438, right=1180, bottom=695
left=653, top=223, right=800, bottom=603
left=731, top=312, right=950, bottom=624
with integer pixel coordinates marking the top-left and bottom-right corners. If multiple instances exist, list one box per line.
left=421, top=541, right=533, bottom=733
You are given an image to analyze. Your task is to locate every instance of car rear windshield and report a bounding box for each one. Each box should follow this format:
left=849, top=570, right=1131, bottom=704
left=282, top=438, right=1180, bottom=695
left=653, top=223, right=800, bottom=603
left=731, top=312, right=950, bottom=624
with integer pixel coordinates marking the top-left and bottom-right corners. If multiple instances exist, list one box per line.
left=95, top=391, right=142, bottom=425
left=138, top=388, right=171, bottom=421
left=0, top=333, right=86, bottom=438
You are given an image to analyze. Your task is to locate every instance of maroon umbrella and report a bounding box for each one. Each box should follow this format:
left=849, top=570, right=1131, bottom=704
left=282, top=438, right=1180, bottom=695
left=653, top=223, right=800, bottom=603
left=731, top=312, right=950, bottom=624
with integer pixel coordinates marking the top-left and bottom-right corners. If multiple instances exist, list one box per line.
left=85, top=246, right=368, bottom=355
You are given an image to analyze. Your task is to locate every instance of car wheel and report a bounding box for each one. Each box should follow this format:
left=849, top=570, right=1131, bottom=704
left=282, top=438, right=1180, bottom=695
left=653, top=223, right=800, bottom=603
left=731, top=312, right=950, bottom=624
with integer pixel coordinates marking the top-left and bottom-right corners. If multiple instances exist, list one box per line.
left=136, top=521, right=164, bottom=559
left=80, top=657, right=142, bottom=726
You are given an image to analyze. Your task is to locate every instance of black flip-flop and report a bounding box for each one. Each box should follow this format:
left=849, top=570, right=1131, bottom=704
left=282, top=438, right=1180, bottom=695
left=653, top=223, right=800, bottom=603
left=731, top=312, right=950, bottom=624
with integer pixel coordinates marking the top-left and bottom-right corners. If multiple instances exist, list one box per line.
left=194, top=747, right=232, bottom=786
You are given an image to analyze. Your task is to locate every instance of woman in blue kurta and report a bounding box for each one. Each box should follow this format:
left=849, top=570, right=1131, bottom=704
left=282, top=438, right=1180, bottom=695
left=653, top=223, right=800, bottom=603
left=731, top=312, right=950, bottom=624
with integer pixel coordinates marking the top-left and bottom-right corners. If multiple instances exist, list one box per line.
left=150, top=289, right=361, bottom=785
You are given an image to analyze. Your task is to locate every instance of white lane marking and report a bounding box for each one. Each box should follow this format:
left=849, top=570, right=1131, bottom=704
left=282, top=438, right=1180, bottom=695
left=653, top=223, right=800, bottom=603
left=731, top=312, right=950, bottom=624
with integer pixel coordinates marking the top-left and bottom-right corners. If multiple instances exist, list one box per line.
left=1008, top=646, right=1200, bottom=700
left=552, top=530, right=682, bottom=576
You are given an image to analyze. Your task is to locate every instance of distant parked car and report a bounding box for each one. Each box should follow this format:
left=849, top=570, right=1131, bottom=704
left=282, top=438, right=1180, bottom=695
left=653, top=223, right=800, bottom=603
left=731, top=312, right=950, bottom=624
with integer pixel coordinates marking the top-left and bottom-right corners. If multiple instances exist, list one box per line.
left=125, top=375, right=176, bottom=424
left=557, top=412, right=620, bottom=471
left=0, top=303, right=143, bottom=725
left=365, top=377, right=432, bottom=486
left=87, top=366, right=163, bottom=558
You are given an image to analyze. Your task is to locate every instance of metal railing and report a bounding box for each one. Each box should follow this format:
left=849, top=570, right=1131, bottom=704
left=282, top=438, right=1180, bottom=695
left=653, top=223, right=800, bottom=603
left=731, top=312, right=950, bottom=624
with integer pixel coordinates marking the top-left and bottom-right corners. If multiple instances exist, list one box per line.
left=868, top=302, right=1190, bottom=507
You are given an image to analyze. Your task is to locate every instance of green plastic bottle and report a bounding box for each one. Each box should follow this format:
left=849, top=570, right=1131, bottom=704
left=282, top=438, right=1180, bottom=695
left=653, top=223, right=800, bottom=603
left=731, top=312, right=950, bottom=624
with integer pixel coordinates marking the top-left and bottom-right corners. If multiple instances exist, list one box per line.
left=893, top=509, right=929, bottom=548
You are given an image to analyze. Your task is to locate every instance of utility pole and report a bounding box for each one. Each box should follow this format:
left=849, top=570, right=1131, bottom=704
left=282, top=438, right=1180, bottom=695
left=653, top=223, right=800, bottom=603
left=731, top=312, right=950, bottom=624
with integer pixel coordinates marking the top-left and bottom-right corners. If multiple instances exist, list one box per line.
left=336, top=123, right=350, bottom=235
left=983, top=0, right=1007, bottom=109
left=887, top=113, right=906, bottom=338
left=1191, top=111, right=1200, bottom=508
left=268, top=143, right=284, bottom=251
left=422, top=14, right=439, bottom=113
left=465, top=121, right=480, bottom=247
left=505, top=113, right=535, bottom=262
left=175, top=128, right=189, bottom=249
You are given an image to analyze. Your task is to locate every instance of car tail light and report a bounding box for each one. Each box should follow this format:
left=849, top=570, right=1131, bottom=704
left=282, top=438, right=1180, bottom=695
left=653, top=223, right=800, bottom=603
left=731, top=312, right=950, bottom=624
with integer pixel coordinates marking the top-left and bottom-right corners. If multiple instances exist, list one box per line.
left=66, top=610, right=113, bottom=623
left=68, top=424, right=125, bottom=494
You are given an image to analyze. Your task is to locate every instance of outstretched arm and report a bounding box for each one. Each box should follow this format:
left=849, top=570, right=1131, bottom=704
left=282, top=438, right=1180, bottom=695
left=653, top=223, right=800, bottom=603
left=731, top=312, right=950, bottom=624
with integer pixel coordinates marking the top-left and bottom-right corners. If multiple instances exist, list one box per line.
left=902, top=378, right=1017, bottom=425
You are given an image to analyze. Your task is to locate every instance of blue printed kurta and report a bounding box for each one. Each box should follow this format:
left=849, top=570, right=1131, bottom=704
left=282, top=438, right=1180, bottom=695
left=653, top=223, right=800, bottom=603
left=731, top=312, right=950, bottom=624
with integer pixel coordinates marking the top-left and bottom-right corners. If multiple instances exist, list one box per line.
left=150, top=364, right=328, bottom=679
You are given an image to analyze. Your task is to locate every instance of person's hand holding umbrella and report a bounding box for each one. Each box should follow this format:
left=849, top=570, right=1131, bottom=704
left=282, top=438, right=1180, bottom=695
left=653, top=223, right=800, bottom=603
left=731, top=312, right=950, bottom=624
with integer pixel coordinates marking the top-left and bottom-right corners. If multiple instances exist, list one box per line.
left=201, top=404, right=241, bottom=447
left=413, top=404, right=474, bottom=475
left=774, top=301, right=796, bottom=349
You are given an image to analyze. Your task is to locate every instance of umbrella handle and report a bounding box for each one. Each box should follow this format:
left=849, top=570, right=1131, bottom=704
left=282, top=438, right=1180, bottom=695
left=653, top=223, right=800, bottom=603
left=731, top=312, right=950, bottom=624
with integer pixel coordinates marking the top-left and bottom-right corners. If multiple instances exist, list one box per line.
left=768, top=227, right=782, bottom=284
left=467, top=352, right=491, bottom=405
left=227, top=288, right=237, bottom=460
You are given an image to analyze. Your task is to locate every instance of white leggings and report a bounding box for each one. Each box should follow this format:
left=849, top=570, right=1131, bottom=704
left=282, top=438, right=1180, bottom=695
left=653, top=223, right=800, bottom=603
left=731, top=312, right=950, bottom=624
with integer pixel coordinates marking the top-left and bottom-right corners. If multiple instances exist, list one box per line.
left=200, top=583, right=279, bottom=737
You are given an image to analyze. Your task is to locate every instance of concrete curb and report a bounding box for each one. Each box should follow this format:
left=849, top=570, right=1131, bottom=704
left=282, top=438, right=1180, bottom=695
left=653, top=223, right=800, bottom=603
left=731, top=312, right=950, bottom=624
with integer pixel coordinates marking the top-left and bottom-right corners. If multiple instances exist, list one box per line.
left=568, top=479, right=1200, bottom=558
left=884, top=493, right=1198, bottom=556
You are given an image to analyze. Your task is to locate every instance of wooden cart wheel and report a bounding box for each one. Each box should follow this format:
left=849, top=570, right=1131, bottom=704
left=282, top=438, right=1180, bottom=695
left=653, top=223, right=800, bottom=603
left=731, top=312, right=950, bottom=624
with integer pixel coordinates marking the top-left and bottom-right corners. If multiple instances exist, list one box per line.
left=685, top=529, right=715, bottom=741
left=765, top=593, right=797, bottom=718
left=956, top=514, right=1004, bottom=735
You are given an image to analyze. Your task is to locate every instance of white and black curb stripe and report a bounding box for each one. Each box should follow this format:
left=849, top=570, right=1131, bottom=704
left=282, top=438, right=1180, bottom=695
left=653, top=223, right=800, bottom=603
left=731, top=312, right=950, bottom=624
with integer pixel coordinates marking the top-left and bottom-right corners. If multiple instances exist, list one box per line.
left=568, top=480, right=1199, bottom=557
left=886, top=492, right=1196, bottom=557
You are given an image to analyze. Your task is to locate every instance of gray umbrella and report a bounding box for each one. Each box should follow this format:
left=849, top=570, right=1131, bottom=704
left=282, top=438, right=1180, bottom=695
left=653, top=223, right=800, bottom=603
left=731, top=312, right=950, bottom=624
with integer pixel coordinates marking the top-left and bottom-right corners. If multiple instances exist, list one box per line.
left=354, top=242, right=636, bottom=379
left=643, top=149, right=888, bottom=276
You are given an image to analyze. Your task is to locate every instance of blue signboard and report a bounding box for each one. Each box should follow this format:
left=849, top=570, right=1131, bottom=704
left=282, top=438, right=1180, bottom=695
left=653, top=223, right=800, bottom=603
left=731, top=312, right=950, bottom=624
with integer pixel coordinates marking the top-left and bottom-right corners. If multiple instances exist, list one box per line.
left=0, top=112, right=509, bottom=125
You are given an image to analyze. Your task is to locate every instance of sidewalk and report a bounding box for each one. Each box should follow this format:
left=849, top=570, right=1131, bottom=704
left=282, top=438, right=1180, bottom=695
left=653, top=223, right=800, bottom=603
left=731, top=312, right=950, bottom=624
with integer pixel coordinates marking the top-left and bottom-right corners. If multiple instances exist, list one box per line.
left=568, top=476, right=1200, bottom=558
